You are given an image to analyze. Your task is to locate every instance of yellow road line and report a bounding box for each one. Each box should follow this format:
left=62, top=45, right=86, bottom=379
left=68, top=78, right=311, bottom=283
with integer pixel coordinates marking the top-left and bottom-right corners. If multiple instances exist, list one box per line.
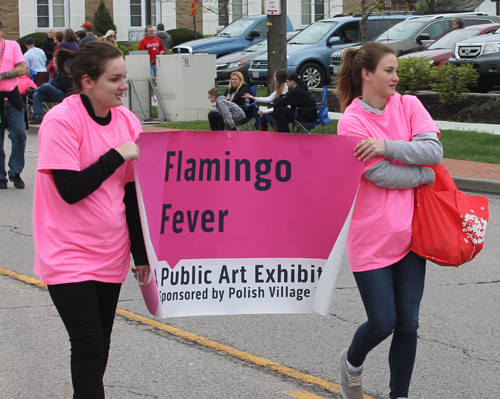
left=0, top=266, right=377, bottom=399
left=285, top=390, right=327, bottom=398
left=0, top=266, right=47, bottom=289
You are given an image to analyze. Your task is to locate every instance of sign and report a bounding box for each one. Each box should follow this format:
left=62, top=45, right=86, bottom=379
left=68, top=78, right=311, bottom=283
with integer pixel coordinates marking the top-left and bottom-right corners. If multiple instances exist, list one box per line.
left=191, top=2, right=196, bottom=17
left=134, top=131, right=363, bottom=318
left=265, top=0, right=281, bottom=15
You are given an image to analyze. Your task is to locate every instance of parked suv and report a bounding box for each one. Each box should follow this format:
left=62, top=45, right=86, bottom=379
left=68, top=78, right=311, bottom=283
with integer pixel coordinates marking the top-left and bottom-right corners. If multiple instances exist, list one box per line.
left=172, top=15, right=294, bottom=58
left=330, top=13, right=500, bottom=76
left=448, top=25, right=500, bottom=92
left=247, top=14, right=411, bottom=88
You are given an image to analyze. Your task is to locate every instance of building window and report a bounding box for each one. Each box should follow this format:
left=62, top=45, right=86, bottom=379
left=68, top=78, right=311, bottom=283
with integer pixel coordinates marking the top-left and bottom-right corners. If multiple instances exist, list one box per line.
left=37, top=0, right=66, bottom=28
left=301, top=0, right=329, bottom=26
left=130, top=0, right=158, bottom=27
left=218, top=0, right=248, bottom=27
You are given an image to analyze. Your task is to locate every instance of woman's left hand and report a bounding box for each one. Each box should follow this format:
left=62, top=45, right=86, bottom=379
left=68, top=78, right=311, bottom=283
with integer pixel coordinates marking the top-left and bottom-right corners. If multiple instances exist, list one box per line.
left=132, top=265, right=150, bottom=285
left=354, top=139, right=386, bottom=161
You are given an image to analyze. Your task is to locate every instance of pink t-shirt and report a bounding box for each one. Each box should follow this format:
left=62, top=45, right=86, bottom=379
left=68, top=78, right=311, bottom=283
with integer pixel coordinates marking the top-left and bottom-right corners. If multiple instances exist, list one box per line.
left=338, top=93, right=439, bottom=272
left=18, top=75, right=37, bottom=94
left=33, top=95, right=143, bottom=285
left=0, top=40, right=25, bottom=92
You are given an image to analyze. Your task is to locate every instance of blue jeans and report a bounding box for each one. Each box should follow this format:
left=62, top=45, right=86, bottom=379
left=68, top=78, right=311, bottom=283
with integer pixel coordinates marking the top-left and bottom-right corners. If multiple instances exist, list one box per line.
left=33, top=83, right=65, bottom=117
left=347, top=251, right=426, bottom=399
left=150, top=64, right=157, bottom=78
left=0, top=100, right=26, bottom=182
left=264, top=112, right=277, bottom=127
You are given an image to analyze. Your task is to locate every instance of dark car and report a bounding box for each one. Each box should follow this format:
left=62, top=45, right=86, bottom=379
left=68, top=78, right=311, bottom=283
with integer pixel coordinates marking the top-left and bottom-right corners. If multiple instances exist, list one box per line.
left=216, top=31, right=299, bottom=85
left=330, top=12, right=500, bottom=77
left=399, top=23, right=500, bottom=67
left=449, top=24, right=500, bottom=92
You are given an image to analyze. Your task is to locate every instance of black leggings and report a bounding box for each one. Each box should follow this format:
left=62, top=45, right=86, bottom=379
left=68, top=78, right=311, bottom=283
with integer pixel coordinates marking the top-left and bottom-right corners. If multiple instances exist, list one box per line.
left=48, top=281, right=122, bottom=399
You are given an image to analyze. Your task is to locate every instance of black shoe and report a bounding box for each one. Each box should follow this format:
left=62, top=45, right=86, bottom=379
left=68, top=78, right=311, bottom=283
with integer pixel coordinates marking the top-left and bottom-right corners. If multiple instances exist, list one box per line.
left=9, top=174, right=25, bottom=189
left=31, top=116, right=44, bottom=125
left=0, top=180, right=7, bottom=189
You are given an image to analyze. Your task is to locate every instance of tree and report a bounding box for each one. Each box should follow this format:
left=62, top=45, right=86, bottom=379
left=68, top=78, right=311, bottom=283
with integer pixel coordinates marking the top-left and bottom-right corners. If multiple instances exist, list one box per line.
left=93, top=0, right=117, bottom=35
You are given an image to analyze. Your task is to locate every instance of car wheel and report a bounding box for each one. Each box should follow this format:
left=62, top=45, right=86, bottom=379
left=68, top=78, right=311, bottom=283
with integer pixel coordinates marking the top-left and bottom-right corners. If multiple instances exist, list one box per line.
left=298, top=63, right=324, bottom=88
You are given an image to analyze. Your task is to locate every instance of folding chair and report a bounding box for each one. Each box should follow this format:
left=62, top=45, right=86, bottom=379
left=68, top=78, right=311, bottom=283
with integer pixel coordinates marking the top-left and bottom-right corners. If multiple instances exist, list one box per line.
left=292, top=87, right=331, bottom=135
left=237, top=85, right=261, bottom=131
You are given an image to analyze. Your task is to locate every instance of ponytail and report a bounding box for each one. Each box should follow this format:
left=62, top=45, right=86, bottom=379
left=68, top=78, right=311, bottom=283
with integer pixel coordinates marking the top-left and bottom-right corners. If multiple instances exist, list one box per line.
left=335, top=42, right=397, bottom=112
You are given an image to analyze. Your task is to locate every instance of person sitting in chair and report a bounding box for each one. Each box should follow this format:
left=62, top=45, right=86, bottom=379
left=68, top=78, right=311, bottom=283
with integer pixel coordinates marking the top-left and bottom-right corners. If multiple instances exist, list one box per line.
left=30, top=67, right=73, bottom=125
left=273, top=73, right=317, bottom=133
left=208, top=87, right=245, bottom=131
left=208, top=72, right=251, bottom=131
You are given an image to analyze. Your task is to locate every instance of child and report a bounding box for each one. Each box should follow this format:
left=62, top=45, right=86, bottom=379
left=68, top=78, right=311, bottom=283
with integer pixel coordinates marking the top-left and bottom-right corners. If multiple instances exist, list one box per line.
left=208, top=87, right=245, bottom=131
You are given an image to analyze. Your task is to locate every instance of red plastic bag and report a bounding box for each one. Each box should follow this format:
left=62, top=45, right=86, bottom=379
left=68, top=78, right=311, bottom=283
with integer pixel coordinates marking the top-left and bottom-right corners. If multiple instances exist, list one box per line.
left=410, top=164, right=489, bottom=267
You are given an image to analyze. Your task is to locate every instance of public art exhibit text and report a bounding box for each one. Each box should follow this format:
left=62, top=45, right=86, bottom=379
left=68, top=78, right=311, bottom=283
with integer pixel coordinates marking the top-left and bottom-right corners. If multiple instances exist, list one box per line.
left=155, top=264, right=323, bottom=304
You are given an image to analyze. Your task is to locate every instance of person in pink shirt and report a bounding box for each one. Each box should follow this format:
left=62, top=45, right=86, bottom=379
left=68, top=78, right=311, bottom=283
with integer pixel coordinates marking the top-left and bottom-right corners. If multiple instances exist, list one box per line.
left=0, top=20, right=28, bottom=189
left=335, top=42, right=443, bottom=399
left=138, top=25, right=165, bottom=78
left=33, top=41, right=150, bottom=399
left=18, top=73, right=37, bottom=94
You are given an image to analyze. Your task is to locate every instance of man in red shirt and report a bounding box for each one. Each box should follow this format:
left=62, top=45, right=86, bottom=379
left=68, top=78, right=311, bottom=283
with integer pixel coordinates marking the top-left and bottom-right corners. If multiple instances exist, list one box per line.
left=138, top=25, right=165, bottom=78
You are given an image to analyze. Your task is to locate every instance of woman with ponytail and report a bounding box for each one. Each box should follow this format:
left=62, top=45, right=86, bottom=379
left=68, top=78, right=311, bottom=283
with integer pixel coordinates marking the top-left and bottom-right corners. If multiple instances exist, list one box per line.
left=33, top=41, right=149, bottom=399
left=243, top=68, right=288, bottom=131
left=335, top=42, right=443, bottom=399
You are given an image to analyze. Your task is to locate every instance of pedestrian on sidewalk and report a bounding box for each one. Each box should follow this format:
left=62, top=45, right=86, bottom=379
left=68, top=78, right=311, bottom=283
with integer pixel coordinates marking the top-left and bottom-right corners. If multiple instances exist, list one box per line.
left=0, top=20, right=28, bottom=189
left=33, top=41, right=150, bottom=399
left=334, top=41, right=443, bottom=399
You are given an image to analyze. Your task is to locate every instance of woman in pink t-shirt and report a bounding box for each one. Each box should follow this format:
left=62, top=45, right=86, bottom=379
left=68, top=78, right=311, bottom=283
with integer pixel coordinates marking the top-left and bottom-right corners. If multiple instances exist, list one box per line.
left=33, top=41, right=150, bottom=399
left=335, top=42, right=443, bottom=399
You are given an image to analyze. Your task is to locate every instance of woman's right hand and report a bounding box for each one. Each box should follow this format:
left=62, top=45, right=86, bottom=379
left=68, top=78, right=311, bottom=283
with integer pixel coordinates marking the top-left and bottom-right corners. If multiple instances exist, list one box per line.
left=243, top=93, right=255, bottom=100
left=116, top=141, right=140, bottom=161
left=427, top=168, right=436, bottom=188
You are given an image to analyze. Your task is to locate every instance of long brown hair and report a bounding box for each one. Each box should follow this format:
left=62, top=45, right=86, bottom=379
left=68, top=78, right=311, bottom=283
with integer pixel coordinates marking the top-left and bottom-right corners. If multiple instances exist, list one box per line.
left=274, top=69, right=287, bottom=97
left=56, top=41, right=123, bottom=93
left=335, top=42, right=397, bottom=112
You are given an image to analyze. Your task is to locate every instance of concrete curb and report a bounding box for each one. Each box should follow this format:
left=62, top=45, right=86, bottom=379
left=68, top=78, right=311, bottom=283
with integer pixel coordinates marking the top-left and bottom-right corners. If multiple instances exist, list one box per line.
left=452, top=176, right=500, bottom=195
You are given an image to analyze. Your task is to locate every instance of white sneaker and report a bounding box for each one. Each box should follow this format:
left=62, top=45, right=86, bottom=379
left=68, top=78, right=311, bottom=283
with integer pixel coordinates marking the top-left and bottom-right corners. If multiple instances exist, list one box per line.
left=339, top=348, right=363, bottom=399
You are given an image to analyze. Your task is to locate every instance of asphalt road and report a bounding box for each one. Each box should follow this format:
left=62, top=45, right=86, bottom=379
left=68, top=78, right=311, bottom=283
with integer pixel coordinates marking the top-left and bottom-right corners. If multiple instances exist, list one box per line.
left=1, top=131, right=499, bottom=399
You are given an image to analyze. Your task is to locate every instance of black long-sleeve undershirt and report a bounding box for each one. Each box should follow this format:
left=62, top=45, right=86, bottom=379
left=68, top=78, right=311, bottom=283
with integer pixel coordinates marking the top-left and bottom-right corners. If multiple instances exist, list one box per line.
left=50, top=94, right=148, bottom=266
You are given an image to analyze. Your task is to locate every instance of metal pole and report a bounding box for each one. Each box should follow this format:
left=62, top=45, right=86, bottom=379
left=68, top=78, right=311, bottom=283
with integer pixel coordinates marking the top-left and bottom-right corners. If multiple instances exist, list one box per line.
left=266, top=0, right=287, bottom=95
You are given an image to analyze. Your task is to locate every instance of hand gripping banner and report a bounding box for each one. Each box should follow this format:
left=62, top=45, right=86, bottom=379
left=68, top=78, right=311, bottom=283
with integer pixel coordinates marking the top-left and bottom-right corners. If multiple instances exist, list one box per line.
left=134, top=130, right=363, bottom=318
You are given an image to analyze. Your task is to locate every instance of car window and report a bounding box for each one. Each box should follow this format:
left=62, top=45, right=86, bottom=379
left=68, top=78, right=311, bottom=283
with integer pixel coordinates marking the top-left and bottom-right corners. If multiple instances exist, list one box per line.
left=289, top=21, right=338, bottom=44
left=420, top=20, right=450, bottom=40
left=331, top=21, right=360, bottom=44
left=217, top=17, right=260, bottom=37
left=464, top=18, right=493, bottom=27
left=428, top=27, right=484, bottom=50
left=367, top=18, right=401, bottom=40
left=252, top=20, right=268, bottom=39
left=376, top=20, right=426, bottom=41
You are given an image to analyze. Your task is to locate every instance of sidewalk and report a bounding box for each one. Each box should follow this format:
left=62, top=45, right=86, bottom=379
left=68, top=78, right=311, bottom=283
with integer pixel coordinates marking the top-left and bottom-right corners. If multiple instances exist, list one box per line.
left=28, top=124, right=500, bottom=195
